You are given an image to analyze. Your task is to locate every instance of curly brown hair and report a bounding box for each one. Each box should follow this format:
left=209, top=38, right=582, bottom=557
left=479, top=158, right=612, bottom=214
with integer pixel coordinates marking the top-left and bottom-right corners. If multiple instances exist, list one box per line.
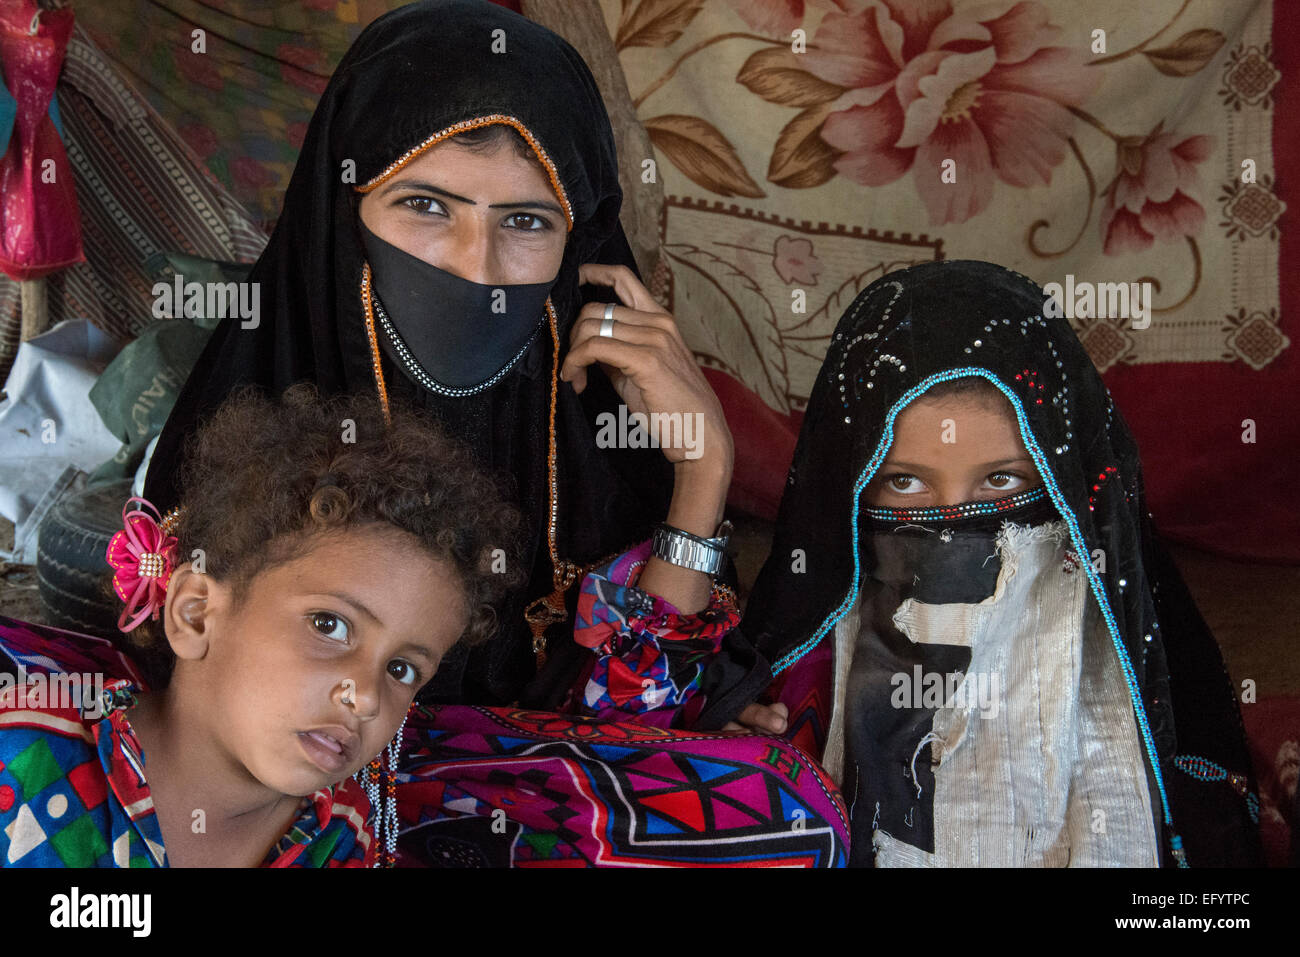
left=131, top=383, right=523, bottom=676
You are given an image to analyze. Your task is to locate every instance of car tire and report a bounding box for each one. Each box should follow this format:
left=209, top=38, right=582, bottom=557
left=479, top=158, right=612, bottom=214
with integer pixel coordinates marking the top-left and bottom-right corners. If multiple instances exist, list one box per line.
left=37, top=478, right=133, bottom=643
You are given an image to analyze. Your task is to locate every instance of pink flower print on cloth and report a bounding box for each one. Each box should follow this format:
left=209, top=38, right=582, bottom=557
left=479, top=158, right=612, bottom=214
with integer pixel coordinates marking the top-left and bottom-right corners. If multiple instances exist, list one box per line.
left=773, top=235, right=823, bottom=285
left=808, top=1, right=1100, bottom=225
left=1100, top=125, right=1212, bottom=255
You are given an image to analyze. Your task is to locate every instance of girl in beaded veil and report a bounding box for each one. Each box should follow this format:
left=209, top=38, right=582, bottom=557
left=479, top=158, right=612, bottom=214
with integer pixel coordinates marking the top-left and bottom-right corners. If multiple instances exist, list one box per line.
left=740, top=260, right=1261, bottom=867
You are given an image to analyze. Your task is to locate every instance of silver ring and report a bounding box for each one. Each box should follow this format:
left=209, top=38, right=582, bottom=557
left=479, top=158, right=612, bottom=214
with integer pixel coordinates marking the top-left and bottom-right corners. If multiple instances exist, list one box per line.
left=603, top=302, right=616, bottom=321
left=599, top=316, right=616, bottom=338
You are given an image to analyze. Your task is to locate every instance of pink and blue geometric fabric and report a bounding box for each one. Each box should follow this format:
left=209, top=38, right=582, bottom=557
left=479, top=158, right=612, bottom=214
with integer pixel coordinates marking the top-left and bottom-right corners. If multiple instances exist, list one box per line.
left=394, top=705, right=848, bottom=867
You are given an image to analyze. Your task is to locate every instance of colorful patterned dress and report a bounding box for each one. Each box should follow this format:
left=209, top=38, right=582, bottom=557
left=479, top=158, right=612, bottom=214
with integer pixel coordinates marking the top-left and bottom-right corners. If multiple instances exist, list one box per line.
left=0, top=616, right=373, bottom=867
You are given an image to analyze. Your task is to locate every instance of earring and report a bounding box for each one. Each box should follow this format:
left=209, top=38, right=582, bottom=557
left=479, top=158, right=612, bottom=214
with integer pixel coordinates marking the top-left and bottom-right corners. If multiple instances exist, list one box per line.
left=355, top=705, right=411, bottom=867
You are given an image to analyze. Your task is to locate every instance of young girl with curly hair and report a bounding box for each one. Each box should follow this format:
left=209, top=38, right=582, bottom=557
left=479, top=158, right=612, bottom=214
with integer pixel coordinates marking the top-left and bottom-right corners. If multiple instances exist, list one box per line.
left=0, top=383, right=521, bottom=867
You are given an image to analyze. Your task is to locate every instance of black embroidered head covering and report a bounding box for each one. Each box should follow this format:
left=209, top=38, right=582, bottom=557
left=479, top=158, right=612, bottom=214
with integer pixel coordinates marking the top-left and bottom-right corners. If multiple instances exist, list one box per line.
left=144, top=0, right=672, bottom=704
left=742, top=259, right=1260, bottom=866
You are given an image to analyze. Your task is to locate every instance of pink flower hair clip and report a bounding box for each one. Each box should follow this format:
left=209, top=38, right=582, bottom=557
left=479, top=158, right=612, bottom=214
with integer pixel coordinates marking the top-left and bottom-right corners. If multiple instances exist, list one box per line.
left=106, top=497, right=183, bottom=633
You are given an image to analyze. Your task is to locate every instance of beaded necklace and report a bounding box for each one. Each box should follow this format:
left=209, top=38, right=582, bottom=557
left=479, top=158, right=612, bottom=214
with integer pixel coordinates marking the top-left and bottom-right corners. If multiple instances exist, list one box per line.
left=355, top=709, right=408, bottom=867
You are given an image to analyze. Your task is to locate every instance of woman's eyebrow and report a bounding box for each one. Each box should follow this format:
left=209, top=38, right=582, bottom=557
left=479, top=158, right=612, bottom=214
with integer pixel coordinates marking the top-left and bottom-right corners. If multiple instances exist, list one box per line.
left=488, top=199, right=564, bottom=214
left=380, top=180, right=474, bottom=204
left=378, top=180, right=561, bottom=215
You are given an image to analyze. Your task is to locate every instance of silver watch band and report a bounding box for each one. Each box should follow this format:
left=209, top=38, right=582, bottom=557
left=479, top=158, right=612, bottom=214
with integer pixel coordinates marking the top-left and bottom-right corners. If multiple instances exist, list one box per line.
left=651, top=521, right=731, bottom=576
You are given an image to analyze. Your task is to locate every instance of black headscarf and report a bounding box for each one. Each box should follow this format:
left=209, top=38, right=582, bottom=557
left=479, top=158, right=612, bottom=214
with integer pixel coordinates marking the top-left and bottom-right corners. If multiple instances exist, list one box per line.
left=742, top=260, right=1260, bottom=866
left=145, top=0, right=673, bottom=705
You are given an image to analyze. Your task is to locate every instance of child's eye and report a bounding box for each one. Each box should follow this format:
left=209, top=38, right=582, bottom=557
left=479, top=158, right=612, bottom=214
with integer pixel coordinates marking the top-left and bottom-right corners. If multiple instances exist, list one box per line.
left=504, top=213, right=550, bottom=231
left=400, top=195, right=447, bottom=216
left=310, top=612, right=350, bottom=643
left=985, top=471, right=1026, bottom=491
left=387, top=660, right=420, bottom=686
left=886, top=474, right=926, bottom=495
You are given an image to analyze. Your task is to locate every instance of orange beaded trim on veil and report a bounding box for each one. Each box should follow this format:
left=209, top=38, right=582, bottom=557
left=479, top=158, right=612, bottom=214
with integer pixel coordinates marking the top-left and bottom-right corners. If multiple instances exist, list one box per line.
left=360, top=262, right=392, bottom=427
left=354, top=114, right=574, bottom=231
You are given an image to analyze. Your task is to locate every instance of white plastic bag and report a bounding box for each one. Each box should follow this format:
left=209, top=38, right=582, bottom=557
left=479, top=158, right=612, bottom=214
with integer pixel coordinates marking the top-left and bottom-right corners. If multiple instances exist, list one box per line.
left=0, top=318, right=122, bottom=562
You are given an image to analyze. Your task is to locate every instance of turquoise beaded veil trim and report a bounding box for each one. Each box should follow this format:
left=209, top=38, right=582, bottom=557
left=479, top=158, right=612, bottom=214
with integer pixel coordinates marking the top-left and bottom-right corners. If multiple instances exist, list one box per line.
left=1175, top=754, right=1260, bottom=824
left=863, top=485, right=1047, bottom=523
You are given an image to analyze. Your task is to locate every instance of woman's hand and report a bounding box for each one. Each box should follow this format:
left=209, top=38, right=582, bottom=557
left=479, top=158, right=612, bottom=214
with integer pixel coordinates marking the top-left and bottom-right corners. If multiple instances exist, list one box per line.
left=563, top=263, right=734, bottom=614
left=563, top=263, right=733, bottom=474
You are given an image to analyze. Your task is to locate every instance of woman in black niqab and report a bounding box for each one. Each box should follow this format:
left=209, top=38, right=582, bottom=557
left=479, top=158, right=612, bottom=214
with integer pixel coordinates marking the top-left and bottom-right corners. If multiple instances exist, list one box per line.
left=144, top=0, right=676, bottom=706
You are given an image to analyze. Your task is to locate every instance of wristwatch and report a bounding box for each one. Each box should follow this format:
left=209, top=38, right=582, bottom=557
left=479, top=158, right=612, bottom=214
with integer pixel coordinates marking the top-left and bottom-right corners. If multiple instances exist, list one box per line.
left=651, top=520, right=733, bottom=577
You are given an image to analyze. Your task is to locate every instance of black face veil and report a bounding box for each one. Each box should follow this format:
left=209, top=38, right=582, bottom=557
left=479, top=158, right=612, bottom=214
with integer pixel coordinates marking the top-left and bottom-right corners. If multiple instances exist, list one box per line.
left=742, top=260, right=1260, bottom=867
left=145, top=0, right=673, bottom=704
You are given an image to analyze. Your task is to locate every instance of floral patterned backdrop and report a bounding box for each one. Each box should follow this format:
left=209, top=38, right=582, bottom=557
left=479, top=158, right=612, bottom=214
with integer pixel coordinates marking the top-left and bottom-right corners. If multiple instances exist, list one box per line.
left=604, top=0, right=1284, bottom=393
left=600, top=0, right=1294, bottom=558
